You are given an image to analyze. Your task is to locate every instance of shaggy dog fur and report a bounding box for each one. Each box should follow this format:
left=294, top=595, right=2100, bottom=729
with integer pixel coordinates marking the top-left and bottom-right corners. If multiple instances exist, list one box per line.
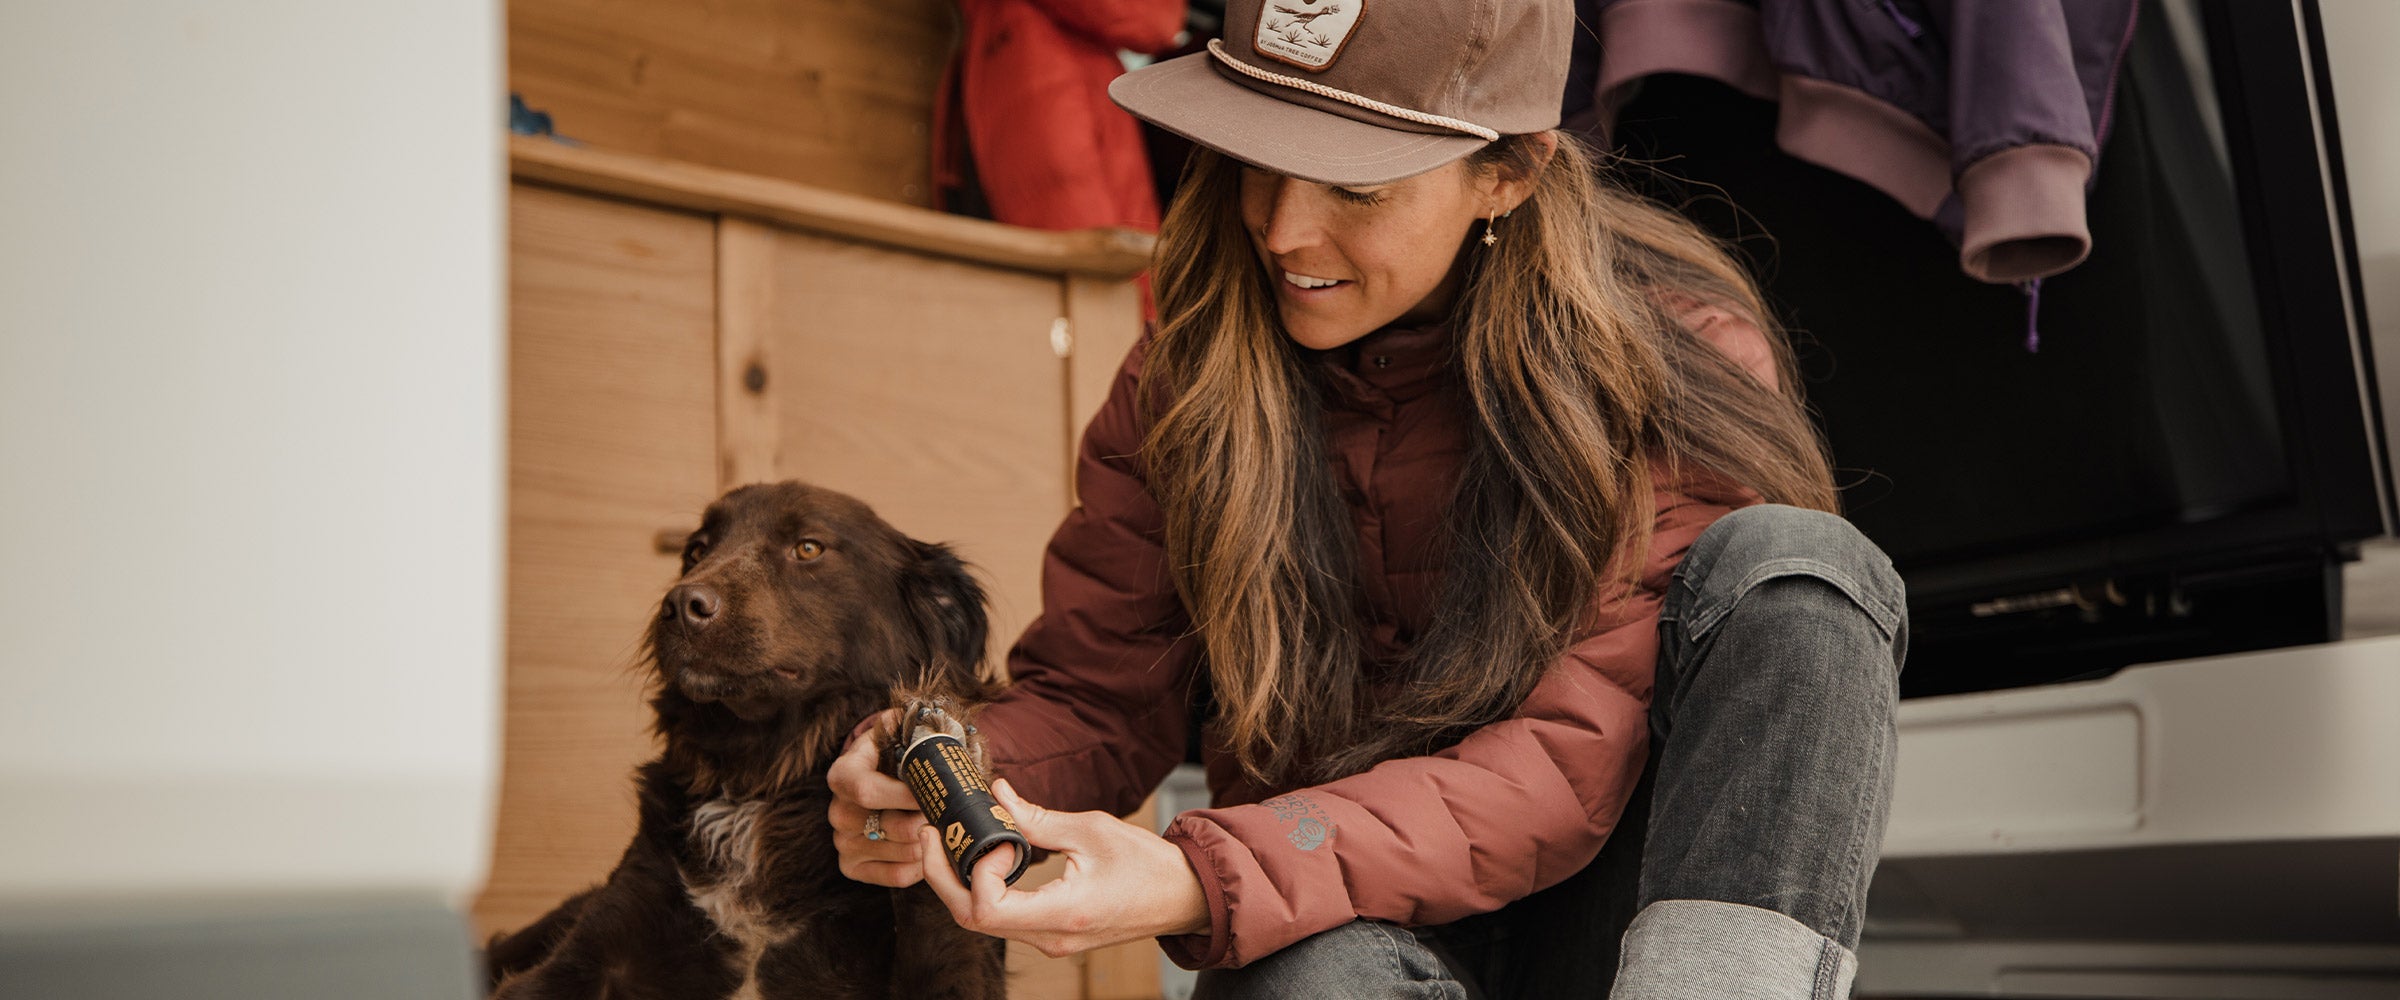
left=484, top=481, right=1006, bottom=1000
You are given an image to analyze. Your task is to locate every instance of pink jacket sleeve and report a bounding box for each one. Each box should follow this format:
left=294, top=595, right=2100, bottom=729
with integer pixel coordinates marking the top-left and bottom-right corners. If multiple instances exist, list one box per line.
left=1154, top=487, right=1740, bottom=969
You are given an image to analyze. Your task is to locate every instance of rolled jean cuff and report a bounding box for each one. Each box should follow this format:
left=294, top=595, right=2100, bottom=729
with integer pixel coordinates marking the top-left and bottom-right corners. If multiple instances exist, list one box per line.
left=1611, top=899, right=1858, bottom=1000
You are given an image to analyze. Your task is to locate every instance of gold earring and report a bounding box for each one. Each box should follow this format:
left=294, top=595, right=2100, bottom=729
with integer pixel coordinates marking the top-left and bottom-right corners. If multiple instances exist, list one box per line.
left=1481, top=212, right=1499, bottom=247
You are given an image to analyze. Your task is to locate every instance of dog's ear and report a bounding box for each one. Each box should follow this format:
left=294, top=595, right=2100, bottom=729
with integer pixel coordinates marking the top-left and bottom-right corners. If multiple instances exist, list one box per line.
left=902, top=540, right=989, bottom=688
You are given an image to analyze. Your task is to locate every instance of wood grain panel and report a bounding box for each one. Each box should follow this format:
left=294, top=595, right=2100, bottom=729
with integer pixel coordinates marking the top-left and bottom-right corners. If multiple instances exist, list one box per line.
left=1063, top=275, right=1146, bottom=506
left=718, top=216, right=781, bottom=489
left=477, top=183, right=721, bottom=938
left=762, top=231, right=1069, bottom=665
left=510, top=0, right=952, bottom=205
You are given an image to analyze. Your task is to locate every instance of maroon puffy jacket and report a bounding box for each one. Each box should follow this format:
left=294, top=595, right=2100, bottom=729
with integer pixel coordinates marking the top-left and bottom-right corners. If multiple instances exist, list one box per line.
left=981, top=304, right=1771, bottom=969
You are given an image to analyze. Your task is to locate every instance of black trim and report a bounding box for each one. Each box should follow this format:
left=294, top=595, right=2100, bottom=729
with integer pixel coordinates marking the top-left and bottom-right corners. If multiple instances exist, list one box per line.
left=2299, top=0, right=2398, bottom=534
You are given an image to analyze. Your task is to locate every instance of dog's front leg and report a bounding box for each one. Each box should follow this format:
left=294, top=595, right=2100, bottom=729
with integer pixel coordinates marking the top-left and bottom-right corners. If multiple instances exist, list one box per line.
left=491, top=824, right=733, bottom=1000
left=486, top=877, right=644, bottom=1000
left=493, top=883, right=733, bottom=1000
left=483, top=888, right=594, bottom=989
left=488, top=943, right=607, bottom=1000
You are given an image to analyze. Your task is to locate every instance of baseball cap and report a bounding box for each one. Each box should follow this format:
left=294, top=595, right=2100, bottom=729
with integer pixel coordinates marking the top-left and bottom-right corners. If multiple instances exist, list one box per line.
left=1110, top=0, right=1573, bottom=186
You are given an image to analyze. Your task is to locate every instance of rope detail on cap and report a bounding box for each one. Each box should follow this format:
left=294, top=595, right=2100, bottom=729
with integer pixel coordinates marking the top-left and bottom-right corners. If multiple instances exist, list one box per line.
left=1206, top=39, right=1500, bottom=142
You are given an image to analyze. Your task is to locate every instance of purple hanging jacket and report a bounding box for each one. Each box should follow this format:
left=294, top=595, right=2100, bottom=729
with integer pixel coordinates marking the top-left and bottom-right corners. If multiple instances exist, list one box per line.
left=1572, top=0, right=2140, bottom=286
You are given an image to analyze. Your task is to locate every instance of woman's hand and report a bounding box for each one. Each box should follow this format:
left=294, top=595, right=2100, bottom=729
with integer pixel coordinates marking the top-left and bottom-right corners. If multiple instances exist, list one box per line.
left=827, top=709, right=931, bottom=887
left=918, top=779, right=1210, bottom=959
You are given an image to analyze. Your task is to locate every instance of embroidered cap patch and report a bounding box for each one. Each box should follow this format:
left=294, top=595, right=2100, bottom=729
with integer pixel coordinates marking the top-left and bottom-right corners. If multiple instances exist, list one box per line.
left=1254, top=0, right=1365, bottom=72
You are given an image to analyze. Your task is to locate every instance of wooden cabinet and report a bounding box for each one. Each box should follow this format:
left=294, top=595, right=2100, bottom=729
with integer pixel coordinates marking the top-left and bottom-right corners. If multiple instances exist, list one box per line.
left=481, top=137, right=1160, bottom=998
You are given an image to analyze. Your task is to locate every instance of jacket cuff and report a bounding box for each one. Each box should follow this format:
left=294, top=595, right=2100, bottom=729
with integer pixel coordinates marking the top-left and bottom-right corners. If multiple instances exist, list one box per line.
left=1597, top=0, right=1778, bottom=102
left=1776, top=74, right=1954, bottom=219
left=1157, top=819, right=1233, bottom=970
left=1956, top=142, right=2094, bottom=283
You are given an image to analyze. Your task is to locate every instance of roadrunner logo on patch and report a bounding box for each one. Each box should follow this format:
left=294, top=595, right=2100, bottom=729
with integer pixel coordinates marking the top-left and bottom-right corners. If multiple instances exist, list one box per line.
left=1255, top=0, right=1365, bottom=72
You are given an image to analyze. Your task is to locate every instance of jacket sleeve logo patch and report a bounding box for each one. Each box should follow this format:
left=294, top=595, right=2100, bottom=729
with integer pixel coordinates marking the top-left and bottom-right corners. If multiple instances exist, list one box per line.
left=1255, top=0, right=1365, bottom=72
left=1261, top=793, right=1335, bottom=851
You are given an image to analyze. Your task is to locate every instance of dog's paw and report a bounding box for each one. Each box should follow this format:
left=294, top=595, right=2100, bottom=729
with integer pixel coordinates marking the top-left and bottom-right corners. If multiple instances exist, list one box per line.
left=884, top=689, right=991, bottom=770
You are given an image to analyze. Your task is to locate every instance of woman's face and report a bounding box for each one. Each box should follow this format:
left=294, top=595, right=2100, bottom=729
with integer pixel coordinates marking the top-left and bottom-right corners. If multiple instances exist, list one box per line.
left=1239, top=159, right=1505, bottom=350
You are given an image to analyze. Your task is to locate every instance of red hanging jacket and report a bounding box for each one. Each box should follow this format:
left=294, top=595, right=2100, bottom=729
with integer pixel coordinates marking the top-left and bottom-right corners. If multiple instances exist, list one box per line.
left=934, top=0, right=1186, bottom=234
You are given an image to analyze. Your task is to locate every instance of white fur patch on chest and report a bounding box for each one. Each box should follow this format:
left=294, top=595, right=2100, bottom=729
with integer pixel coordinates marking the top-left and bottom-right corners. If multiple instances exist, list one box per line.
left=684, top=797, right=793, bottom=1000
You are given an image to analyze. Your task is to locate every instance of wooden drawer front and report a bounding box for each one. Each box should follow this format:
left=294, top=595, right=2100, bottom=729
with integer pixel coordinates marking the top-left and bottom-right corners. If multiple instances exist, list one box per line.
left=730, top=226, right=1073, bottom=662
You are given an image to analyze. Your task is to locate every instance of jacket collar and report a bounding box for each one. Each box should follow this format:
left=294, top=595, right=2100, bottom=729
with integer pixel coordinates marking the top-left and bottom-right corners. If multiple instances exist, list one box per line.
left=1316, top=318, right=1455, bottom=409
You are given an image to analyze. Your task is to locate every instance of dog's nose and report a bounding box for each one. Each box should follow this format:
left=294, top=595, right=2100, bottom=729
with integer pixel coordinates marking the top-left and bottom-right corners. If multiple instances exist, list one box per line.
left=671, top=584, right=722, bottom=627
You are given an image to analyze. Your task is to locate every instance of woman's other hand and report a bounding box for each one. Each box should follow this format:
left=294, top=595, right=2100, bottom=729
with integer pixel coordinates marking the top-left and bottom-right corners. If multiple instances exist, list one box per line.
left=827, top=709, right=930, bottom=887
left=919, top=778, right=1209, bottom=958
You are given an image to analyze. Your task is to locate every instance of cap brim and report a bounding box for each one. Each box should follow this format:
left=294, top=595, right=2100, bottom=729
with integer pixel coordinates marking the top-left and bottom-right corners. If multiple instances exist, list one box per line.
left=1111, top=51, right=1488, bottom=187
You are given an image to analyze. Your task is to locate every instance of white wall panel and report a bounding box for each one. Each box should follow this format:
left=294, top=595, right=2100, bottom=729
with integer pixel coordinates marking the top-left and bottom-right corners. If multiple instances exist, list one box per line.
left=0, top=0, right=502, bottom=906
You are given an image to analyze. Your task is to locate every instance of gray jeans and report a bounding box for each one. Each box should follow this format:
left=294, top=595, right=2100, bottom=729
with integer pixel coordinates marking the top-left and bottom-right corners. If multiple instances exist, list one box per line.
left=1193, top=505, right=1907, bottom=1000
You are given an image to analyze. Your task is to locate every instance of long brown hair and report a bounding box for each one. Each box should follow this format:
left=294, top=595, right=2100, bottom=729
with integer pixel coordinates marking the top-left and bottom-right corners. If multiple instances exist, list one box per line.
left=1143, top=132, right=1836, bottom=785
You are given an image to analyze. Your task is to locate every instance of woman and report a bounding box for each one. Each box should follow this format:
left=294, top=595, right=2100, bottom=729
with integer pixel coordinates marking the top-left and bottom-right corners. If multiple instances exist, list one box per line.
left=830, top=0, right=1905, bottom=995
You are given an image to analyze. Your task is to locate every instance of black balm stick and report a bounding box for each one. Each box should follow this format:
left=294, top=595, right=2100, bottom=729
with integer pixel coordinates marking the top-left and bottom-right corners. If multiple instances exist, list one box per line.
left=893, top=704, right=1032, bottom=886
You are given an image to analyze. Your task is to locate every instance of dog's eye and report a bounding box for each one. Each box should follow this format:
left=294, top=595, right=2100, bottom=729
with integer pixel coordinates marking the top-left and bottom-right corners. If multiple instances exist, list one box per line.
left=793, top=539, right=825, bottom=561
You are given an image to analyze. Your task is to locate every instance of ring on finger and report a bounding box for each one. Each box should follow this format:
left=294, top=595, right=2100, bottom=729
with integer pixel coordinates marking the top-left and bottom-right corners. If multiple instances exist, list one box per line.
left=864, top=809, right=885, bottom=842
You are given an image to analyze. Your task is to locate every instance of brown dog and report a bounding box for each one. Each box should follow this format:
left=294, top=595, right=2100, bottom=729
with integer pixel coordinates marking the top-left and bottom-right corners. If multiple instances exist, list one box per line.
left=484, top=481, right=1006, bottom=1000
